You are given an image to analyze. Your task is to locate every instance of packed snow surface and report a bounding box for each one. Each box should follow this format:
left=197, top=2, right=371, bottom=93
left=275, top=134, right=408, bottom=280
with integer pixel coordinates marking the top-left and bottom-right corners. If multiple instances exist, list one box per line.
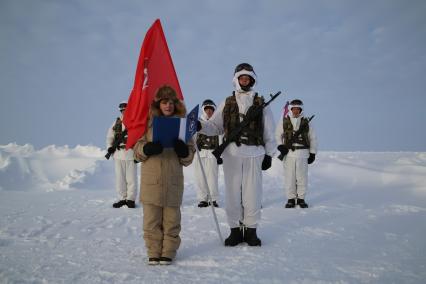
left=0, top=143, right=425, bottom=283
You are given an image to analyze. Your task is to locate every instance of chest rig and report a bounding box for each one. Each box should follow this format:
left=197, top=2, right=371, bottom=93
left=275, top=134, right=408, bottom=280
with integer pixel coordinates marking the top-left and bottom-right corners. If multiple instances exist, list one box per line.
left=113, top=117, right=127, bottom=149
left=222, top=92, right=265, bottom=146
left=283, top=116, right=310, bottom=150
left=196, top=133, right=219, bottom=150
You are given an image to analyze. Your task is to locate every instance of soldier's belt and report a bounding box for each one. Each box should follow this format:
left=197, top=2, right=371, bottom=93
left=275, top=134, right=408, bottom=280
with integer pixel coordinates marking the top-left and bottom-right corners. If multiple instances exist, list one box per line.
left=291, top=145, right=309, bottom=150
left=237, top=136, right=260, bottom=146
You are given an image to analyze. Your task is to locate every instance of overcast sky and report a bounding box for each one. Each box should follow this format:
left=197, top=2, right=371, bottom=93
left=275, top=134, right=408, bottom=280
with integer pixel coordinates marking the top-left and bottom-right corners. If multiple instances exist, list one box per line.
left=1, top=0, right=425, bottom=151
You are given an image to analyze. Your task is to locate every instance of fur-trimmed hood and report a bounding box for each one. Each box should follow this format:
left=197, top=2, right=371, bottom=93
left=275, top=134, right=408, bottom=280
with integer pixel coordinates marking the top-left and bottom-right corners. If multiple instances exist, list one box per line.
left=149, top=85, right=187, bottom=119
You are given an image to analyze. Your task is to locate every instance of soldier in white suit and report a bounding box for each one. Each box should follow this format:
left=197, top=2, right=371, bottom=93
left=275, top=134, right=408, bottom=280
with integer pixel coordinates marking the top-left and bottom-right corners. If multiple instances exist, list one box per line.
left=194, top=99, right=221, bottom=208
left=106, top=102, right=138, bottom=208
left=198, top=63, right=276, bottom=246
left=275, top=99, right=317, bottom=208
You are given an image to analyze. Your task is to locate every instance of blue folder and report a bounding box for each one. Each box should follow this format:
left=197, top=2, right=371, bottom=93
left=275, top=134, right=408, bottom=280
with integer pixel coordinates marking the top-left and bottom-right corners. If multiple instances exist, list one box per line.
left=153, top=105, right=199, bottom=148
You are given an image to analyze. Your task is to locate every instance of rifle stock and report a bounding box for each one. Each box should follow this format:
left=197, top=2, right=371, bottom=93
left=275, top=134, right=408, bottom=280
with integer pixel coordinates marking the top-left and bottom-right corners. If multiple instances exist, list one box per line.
left=212, top=91, right=282, bottom=161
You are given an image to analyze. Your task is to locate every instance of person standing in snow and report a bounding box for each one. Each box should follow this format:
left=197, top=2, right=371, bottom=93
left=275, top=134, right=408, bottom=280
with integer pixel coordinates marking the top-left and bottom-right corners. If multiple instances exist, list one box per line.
left=194, top=99, right=221, bottom=208
left=133, top=86, right=195, bottom=265
left=275, top=99, right=317, bottom=208
left=106, top=101, right=138, bottom=208
left=198, top=63, right=276, bottom=246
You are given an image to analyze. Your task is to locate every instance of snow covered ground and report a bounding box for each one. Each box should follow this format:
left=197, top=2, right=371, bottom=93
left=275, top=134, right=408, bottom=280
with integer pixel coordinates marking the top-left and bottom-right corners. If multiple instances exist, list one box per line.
left=1, top=143, right=425, bottom=283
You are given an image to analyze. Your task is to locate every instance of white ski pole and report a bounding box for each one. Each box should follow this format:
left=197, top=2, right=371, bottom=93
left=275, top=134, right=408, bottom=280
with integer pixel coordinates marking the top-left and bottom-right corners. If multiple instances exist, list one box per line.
left=195, top=147, right=223, bottom=244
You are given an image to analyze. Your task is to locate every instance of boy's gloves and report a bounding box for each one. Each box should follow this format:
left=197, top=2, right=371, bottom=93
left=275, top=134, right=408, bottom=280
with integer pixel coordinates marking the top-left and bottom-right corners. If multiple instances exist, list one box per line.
left=217, top=157, right=223, bottom=165
left=174, top=139, right=189, bottom=158
left=308, top=153, right=316, bottom=164
left=196, top=121, right=202, bottom=132
left=143, top=142, right=163, bottom=156
left=261, top=155, right=272, bottom=170
left=277, top=144, right=289, bottom=157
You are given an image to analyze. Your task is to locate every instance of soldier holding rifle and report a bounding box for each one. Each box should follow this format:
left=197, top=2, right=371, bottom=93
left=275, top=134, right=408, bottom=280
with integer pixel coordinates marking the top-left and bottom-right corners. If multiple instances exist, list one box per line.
left=275, top=99, right=317, bottom=209
left=198, top=63, right=278, bottom=247
left=106, top=101, right=137, bottom=208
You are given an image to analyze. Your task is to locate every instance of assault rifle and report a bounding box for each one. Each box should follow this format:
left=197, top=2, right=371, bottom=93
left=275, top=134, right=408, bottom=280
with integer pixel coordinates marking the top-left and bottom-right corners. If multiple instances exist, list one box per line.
left=277, top=115, right=315, bottom=161
left=212, top=91, right=282, bottom=161
left=105, top=129, right=128, bottom=160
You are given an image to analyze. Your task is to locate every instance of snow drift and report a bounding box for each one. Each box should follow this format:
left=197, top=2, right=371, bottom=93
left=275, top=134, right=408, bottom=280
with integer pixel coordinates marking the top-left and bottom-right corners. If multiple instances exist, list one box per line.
left=0, top=143, right=112, bottom=191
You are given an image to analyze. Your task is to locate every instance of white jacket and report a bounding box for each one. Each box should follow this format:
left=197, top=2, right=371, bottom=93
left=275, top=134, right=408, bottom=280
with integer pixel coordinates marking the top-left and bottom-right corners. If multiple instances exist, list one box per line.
left=275, top=111, right=317, bottom=159
left=106, top=117, right=134, bottom=160
left=195, top=108, right=222, bottom=159
left=200, top=90, right=276, bottom=158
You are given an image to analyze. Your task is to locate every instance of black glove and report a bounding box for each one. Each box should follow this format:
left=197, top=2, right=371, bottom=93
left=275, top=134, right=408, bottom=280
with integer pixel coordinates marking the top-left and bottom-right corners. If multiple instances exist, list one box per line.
left=261, top=155, right=272, bottom=171
left=143, top=142, right=163, bottom=156
left=308, top=153, right=316, bottom=164
left=196, top=121, right=202, bottom=132
left=174, top=139, right=189, bottom=158
left=217, top=157, right=223, bottom=165
left=277, top=145, right=289, bottom=157
left=107, top=147, right=115, bottom=154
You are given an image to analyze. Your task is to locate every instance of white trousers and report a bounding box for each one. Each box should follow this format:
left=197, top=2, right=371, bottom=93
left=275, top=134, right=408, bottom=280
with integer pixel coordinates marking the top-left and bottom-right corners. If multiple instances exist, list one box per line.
left=283, top=156, right=308, bottom=199
left=222, top=153, right=263, bottom=228
left=114, top=159, right=137, bottom=201
left=194, top=156, right=219, bottom=202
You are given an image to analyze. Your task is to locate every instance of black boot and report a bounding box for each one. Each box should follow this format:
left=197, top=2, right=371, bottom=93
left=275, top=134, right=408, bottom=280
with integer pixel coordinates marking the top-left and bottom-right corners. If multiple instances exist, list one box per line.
left=198, top=201, right=209, bottom=208
left=126, top=200, right=136, bottom=208
left=285, top=199, right=296, bottom=208
left=113, top=200, right=127, bottom=208
left=244, top=227, right=261, bottom=246
left=224, top=227, right=243, bottom=246
left=297, top=199, right=309, bottom=208
left=210, top=200, right=219, bottom=207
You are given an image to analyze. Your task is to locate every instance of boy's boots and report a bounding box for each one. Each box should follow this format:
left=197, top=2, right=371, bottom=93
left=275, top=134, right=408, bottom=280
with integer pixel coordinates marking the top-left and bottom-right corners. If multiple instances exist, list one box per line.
left=244, top=227, right=262, bottom=246
left=224, top=227, right=243, bottom=246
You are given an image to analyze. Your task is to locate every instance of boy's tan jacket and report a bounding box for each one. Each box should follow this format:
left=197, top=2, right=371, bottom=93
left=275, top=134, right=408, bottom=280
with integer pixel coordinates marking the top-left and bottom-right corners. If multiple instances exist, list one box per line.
left=133, top=123, right=195, bottom=207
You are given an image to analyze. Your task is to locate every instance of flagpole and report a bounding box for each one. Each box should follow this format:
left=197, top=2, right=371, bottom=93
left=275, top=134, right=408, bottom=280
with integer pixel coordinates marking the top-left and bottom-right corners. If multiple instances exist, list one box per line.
left=195, top=146, right=223, bottom=244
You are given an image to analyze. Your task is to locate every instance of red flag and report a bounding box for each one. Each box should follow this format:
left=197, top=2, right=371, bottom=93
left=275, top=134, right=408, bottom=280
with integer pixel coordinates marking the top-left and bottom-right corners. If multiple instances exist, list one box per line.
left=123, top=19, right=183, bottom=149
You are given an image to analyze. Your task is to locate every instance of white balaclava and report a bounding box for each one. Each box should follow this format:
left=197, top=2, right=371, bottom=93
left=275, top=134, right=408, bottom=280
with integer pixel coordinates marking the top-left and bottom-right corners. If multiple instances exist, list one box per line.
left=232, top=63, right=257, bottom=93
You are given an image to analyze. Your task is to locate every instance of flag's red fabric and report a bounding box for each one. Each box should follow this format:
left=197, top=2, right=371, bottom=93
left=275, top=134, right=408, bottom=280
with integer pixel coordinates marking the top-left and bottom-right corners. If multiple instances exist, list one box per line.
left=123, top=19, right=183, bottom=149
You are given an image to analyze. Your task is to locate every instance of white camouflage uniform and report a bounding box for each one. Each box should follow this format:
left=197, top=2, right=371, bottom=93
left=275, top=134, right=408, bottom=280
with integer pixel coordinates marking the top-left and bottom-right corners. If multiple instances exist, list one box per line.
left=199, top=69, right=276, bottom=228
left=275, top=107, right=317, bottom=200
left=106, top=116, right=137, bottom=201
left=194, top=103, right=221, bottom=203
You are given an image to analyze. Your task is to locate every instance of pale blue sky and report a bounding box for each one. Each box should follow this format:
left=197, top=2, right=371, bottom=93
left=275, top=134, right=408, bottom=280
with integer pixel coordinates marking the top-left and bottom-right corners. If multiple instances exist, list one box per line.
left=1, top=0, right=425, bottom=151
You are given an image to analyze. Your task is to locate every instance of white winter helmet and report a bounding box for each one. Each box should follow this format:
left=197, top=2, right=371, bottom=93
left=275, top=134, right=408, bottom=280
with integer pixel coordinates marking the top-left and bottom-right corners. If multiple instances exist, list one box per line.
left=289, top=99, right=303, bottom=111
left=118, top=101, right=127, bottom=112
left=234, top=63, right=256, bottom=88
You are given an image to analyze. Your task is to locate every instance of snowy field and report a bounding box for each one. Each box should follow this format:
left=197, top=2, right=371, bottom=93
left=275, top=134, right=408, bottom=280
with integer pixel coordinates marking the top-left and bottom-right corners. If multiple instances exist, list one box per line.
left=0, top=143, right=425, bottom=283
